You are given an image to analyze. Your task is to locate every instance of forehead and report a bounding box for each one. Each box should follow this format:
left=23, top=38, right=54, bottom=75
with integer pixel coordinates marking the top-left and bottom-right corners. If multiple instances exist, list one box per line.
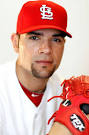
left=32, top=29, right=61, bottom=33
left=26, top=28, right=66, bottom=37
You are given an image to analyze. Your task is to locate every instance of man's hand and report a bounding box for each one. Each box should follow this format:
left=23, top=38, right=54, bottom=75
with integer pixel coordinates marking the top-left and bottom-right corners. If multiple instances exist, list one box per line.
left=49, top=114, right=89, bottom=135
left=49, top=122, right=72, bottom=135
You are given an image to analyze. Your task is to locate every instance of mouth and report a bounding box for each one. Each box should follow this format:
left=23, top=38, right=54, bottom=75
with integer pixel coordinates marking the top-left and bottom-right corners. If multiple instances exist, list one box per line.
left=35, top=60, right=53, bottom=66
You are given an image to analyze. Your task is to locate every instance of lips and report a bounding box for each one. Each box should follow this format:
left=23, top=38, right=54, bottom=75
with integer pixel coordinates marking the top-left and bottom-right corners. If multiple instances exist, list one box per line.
left=35, top=60, right=53, bottom=65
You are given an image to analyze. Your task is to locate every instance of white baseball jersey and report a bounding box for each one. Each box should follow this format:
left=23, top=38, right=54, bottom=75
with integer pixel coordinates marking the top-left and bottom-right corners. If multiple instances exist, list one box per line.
left=0, top=59, right=62, bottom=135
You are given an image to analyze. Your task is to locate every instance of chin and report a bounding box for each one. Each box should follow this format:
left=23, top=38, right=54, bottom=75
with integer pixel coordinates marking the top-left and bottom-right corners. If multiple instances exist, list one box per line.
left=31, top=63, right=56, bottom=79
left=33, top=71, right=54, bottom=79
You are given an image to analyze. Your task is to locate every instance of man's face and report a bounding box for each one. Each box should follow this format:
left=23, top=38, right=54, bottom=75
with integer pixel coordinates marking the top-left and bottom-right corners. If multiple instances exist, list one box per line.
left=16, top=29, right=65, bottom=79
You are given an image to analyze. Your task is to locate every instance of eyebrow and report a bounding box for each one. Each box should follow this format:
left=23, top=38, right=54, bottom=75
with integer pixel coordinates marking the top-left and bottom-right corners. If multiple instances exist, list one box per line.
left=27, top=31, right=66, bottom=37
left=52, top=33, right=66, bottom=37
left=27, top=31, right=43, bottom=36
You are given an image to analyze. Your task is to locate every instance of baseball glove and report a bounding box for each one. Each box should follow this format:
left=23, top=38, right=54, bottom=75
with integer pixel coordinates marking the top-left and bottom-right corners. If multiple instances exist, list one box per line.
left=48, top=75, right=89, bottom=135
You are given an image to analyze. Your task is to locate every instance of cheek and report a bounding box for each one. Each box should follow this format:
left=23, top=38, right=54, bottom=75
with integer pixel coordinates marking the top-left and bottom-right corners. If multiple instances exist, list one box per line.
left=19, top=43, right=39, bottom=64
left=23, top=46, right=33, bottom=62
left=26, top=42, right=39, bottom=55
left=18, top=45, right=32, bottom=66
left=53, top=46, right=64, bottom=65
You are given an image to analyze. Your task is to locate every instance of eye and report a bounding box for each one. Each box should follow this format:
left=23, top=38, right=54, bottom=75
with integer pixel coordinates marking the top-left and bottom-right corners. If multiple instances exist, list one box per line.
left=29, top=36, right=39, bottom=40
left=52, top=38, right=61, bottom=42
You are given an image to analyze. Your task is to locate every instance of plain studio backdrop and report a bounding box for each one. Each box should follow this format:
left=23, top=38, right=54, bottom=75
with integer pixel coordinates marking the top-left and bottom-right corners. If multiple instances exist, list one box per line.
left=0, top=0, right=89, bottom=79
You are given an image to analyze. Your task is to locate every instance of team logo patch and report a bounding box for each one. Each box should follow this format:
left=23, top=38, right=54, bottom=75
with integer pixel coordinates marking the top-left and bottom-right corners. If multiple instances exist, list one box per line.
left=62, top=99, right=71, bottom=107
left=40, top=5, right=53, bottom=20
left=70, top=114, right=85, bottom=131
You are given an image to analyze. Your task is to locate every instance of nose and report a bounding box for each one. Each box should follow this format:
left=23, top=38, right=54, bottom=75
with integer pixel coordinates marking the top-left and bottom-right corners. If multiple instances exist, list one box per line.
left=38, top=40, right=52, bottom=54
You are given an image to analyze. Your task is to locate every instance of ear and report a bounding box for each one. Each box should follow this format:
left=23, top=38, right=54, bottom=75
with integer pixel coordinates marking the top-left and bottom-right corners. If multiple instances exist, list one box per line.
left=11, top=33, right=19, bottom=53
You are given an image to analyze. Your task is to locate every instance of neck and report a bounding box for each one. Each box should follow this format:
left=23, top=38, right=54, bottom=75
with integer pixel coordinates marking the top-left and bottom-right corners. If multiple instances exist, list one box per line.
left=16, top=61, right=48, bottom=93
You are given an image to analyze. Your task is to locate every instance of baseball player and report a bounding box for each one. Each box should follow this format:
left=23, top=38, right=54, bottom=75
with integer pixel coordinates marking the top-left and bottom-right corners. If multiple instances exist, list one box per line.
left=0, top=0, right=77, bottom=135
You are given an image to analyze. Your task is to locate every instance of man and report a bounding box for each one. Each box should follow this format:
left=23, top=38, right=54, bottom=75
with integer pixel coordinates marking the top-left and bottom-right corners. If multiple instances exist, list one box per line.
left=0, top=0, right=72, bottom=135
